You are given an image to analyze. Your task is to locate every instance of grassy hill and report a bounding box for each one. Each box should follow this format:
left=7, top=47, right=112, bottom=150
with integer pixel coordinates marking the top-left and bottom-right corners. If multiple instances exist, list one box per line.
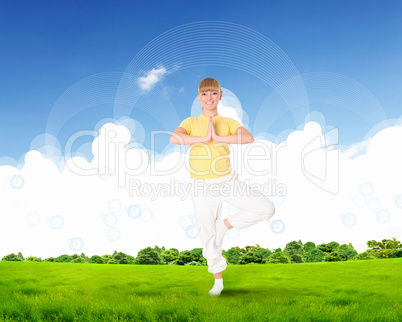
left=1, top=258, right=401, bottom=321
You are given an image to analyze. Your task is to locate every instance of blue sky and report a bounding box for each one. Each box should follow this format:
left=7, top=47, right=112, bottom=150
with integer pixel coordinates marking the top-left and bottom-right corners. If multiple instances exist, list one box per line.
left=1, top=0, right=401, bottom=163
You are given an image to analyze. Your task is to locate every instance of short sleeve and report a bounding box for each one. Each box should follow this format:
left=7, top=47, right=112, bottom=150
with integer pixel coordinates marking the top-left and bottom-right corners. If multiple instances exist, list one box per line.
left=228, top=118, right=243, bottom=135
left=178, top=117, right=192, bottom=135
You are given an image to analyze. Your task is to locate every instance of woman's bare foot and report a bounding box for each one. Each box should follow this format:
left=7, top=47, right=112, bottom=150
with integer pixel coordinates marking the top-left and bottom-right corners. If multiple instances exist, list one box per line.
left=224, top=219, right=233, bottom=229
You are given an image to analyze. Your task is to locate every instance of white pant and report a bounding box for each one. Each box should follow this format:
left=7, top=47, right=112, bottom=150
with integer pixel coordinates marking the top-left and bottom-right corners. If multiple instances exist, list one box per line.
left=190, top=171, right=275, bottom=274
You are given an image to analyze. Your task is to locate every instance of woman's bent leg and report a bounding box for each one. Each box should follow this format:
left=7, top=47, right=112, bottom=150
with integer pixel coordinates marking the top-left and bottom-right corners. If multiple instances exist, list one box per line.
left=225, top=178, right=275, bottom=230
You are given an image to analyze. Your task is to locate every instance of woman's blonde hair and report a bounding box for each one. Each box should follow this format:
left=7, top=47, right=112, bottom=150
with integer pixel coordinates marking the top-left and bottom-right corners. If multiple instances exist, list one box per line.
left=198, top=77, right=221, bottom=93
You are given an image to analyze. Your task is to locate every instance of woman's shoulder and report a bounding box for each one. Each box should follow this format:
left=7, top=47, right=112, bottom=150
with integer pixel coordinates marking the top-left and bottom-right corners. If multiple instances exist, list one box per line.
left=218, top=115, right=242, bottom=123
left=180, top=116, right=195, bottom=123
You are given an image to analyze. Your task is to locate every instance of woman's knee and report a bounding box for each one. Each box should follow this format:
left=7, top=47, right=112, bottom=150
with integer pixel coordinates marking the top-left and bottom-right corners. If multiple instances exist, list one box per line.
left=268, top=202, right=275, bottom=219
left=259, top=198, right=275, bottom=220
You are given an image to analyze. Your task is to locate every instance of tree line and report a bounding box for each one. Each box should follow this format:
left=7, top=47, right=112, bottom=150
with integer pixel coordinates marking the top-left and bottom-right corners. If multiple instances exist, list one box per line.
left=2, top=238, right=401, bottom=265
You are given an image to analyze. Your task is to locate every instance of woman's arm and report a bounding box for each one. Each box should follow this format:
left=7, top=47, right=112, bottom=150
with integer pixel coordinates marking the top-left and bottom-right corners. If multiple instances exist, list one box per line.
left=170, top=127, right=210, bottom=145
left=214, top=127, right=254, bottom=144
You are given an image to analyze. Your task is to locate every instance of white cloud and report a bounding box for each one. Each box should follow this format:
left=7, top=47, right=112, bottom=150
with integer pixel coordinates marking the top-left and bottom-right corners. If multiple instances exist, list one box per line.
left=138, top=65, right=167, bottom=91
left=217, top=102, right=243, bottom=124
left=343, top=137, right=372, bottom=159
left=1, top=122, right=401, bottom=259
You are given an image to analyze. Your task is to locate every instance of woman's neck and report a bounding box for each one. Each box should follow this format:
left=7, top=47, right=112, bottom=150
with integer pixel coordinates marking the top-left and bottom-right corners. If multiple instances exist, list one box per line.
left=201, top=108, right=218, bottom=117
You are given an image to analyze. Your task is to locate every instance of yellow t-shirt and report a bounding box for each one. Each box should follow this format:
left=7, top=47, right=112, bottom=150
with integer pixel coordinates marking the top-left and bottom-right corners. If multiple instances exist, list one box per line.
left=179, top=114, right=243, bottom=179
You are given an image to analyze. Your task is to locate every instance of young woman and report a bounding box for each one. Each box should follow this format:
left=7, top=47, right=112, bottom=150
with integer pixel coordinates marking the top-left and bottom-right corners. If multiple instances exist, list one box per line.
left=170, top=77, right=275, bottom=296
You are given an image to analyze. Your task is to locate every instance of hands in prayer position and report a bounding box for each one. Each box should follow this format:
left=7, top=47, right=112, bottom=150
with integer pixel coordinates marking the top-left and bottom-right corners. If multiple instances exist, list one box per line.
left=203, top=116, right=220, bottom=143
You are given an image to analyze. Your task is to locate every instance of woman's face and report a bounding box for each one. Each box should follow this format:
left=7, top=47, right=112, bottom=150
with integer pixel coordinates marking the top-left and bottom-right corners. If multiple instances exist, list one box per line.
left=198, top=90, right=222, bottom=110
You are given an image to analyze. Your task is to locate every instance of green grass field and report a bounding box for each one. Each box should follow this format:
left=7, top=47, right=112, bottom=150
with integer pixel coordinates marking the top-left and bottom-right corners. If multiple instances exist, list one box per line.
left=0, top=259, right=401, bottom=321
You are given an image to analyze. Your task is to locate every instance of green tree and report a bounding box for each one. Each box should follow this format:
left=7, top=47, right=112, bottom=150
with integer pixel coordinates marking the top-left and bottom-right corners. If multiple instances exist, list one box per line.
left=336, top=243, right=354, bottom=252
left=167, top=260, right=178, bottom=265
left=127, top=255, right=135, bottom=264
left=305, top=248, right=324, bottom=262
left=317, top=243, right=332, bottom=253
left=339, top=248, right=358, bottom=260
left=17, top=252, right=24, bottom=261
left=191, top=248, right=206, bottom=264
left=284, top=240, right=304, bottom=253
left=226, top=248, right=241, bottom=264
left=289, top=254, right=304, bottom=263
left=390, top=249, right=402, bottom=258
left=90, top=255, right=104, bottom=264
left=255, top=248, right=272, bottom=262
left=284, top=240, right=305, bottom=263
left=71, top=254, right=80, bottom=260
left=113, top=252, right=129, bottom=264
left=80, top=252, right=89, bottom=261
left=24, top=256, right=42, bottom=262
left=233, top=246, right=247, bottom=255
left=245, top=244, right=262, bottom=252
left=153, top=246, right=166, bottom=255
left=161, top=250, right=178, bottom=264
left=185, top=261, right=202, bottom=266
left=177, top=250, right=200, bottom=265
left=354, top=250, right=377, bottom=260
left=267, top=252, right=291, bottom=264
left=324, top=252, right=347, bottom=262
left=375, top=248, right=394, bottom=258
left=102, top=254, right=112, bottom=264
left=169, top=248, right=179, bottom=254
left=45, top=257, right=58, bottom=262
left=303, top=242, right=316, bottom=253
left=327, top=241, right=340, bottom=252
left=239, top=252, right=263, bottom=264
left=2, top=253, right=23, bottom=261
left=367, top=238, right=402, bottom=258
left=135, top=247, right=161, bottom=265
left=107, top=258, right=118, bottom=264
left=57, top=254, right=73, bottom=263
left=190, top=248, right=203, bottom=258
left=72, top=257, right=86, bottom=263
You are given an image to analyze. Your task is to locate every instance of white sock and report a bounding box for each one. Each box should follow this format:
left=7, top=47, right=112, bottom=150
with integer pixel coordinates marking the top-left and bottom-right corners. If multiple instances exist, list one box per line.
left=215, top=219, right=229, bottom=247
left=208, top=278, right=224, bottom=296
